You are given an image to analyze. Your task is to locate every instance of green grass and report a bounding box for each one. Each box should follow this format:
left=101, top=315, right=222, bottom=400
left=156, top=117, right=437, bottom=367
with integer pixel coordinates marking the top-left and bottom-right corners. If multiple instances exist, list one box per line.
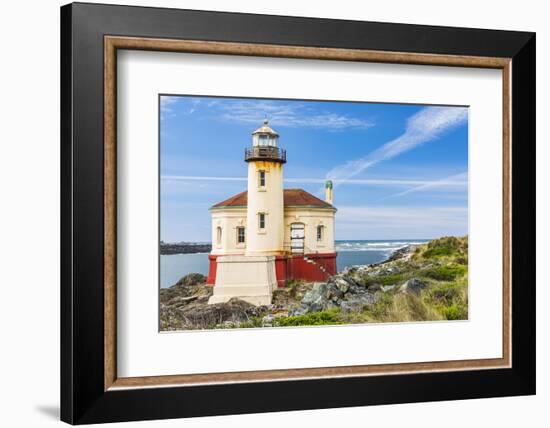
left=441, top=304, right=467, bottom=320
left=423, top=278, right=468, bottom=320
left=414, top=236, right=468, bottom=262
left=363, top=293, right=443, bottom=323
left=423, top=239, right=461, bottom=258
left=274, top=310, right=344, bottom=327
left=284, top=279, right=305, bottom=288
left=235, top=316, right=265, bottom=329
left=237, top=276, right=469, bottom=327
left=335, top=236, right=469, bottom=324
left=421, top=264, right=467, bottom=281
left=423, top=246, right=457, bottom=258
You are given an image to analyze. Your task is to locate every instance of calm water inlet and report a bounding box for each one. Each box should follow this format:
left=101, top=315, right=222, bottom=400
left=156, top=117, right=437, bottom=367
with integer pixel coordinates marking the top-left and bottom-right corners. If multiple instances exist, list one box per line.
left=160, top=239, right=428, bottom=289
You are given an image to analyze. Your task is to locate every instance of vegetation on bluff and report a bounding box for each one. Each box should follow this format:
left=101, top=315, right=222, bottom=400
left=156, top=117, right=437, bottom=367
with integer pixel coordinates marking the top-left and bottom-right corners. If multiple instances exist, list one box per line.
left=159, top=236, right=469, bottom=330
left=277, top=235, right=469, bottom=327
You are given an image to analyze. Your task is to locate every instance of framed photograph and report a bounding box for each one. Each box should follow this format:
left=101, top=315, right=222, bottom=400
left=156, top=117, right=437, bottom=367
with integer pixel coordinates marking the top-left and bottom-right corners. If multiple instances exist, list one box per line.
left=61, top=2, right=535, bottom=424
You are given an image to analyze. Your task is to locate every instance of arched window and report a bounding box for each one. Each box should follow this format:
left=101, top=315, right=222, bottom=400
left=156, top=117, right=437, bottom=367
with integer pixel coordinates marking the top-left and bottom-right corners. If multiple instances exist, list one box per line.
left=216, top=226, right=222, bottom=245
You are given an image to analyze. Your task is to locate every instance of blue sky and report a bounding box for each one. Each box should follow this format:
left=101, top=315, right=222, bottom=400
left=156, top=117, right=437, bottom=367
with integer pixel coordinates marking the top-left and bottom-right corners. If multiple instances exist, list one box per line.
left=160, top=95, right=468, bottom=242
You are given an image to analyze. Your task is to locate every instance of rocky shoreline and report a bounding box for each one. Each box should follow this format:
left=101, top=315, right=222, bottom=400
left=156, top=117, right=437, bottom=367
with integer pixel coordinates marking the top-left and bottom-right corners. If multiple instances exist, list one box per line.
left=160, top=237, right=468, bottom=330
left=160, top=242, right=212, bottom=255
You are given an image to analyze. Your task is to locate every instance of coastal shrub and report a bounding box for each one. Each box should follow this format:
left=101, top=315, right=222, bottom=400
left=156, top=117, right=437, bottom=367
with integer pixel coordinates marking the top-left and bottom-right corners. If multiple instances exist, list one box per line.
left=236, top=316, right=264, bottom=329
left=275, top=310, right=343, bottom=327
left=455, top=256, right=468, bottom=265
left=427, top=281, right=464, bottom=303
left=359, top=293, right=442, bottom=323
left=284, top=279, right=304, bottom=288
left=378, top=274, right=408, bottom=285
left=398, top=293, right=443, bottom=321
left=423, top=246, right=457, bottom=258
left=416, top=236, right=468, bottom=261
left=361, top=293, right=396, bottom=321
left=441, top=304, right=468, bottom=320
left=279, top=279, right=310, bottom=302
left=422, top=264, right=467, bottom=281
left=424, top=279, right=468, bottom=321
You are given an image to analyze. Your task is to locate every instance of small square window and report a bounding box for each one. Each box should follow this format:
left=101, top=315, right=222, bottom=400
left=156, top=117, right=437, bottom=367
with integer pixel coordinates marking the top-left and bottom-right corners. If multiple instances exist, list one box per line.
left=258, top=170, right=266, bottom=187
left=237, top=227, right=245, bottom=244
left=258, top=213, right=266, bottom=229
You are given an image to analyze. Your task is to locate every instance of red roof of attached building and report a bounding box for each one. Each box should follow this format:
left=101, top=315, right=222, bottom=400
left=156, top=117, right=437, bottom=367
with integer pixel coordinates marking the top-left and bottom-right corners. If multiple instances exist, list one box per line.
left=211, top=189, right=335, bottom=209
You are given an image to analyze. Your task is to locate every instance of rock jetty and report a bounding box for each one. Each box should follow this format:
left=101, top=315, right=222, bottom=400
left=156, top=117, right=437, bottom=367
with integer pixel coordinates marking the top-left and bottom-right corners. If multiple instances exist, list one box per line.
left=160, top=242, right=212, bottom=255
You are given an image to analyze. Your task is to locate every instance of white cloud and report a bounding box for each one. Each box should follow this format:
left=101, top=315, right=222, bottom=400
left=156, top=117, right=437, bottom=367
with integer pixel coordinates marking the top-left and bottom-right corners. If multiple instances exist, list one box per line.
left=160, top=96, right=178, bottom=112
left=326, top=106, right=468, bottom=184
left=162, top=175, right=247, bottom=182
left=216, top=100, right=374, bottom=130
left=338, top=205, right=467, bottom=222
left=186, top=98, right=202, bottom=115
left=336, top=205, right=468, bottom=239
left=381, top=171, right=468, bottom=199
left=161, top=96, right=202, bottom=119
left=160, top=96, right=180, bottom=121
left=161, top=175, right=465, bottom=189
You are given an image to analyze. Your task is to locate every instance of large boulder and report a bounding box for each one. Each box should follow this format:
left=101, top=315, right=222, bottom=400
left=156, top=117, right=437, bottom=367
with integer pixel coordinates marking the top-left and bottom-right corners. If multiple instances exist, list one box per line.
left=175, top=272, right=207, bottom=287
left=293, top=275, right=378, bottom=315
left=339, top=293, right=378, bottom=312
left=400, top=278, right=427, bottom=295
left=384, top=265, right=401, bottom=274
left=178, top=297, right=264, bottom=329
left=160, top=281, right=212, bottom=305
left=331, top=276, right=351, bottom=293
left=272, top=281, right=311, bottom=306
left=301, top=282, right=330, bottom=312
left=291, top=282, right=338, bottom=315
left=325, top=282, right=344, bottom=302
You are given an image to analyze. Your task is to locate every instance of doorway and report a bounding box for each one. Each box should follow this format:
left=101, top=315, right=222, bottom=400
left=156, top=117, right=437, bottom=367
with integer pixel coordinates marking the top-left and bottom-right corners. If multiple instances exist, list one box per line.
left=290, top=223, right=305, bottom=254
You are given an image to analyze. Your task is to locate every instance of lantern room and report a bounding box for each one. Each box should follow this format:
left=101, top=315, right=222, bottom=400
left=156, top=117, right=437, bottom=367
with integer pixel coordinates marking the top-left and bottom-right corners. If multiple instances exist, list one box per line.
left=245, top=119, right=286, bottom=163
left=252, top=119, right=279, bottom=146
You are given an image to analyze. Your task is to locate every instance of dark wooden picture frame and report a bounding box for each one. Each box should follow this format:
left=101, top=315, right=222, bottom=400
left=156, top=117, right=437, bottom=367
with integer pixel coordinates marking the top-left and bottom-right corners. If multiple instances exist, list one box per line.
left=61, top=2, right=535, bottom=424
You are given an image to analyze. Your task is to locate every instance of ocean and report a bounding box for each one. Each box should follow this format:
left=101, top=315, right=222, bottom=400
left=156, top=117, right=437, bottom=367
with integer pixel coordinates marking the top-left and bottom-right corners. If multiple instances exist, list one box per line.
left=160, top=239, right=428, bottom=289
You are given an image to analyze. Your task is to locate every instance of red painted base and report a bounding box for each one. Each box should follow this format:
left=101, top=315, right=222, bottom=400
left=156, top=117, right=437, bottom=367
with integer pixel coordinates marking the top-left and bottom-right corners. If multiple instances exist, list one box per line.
left=206, top=252, right=337, bottom=287
left=286, top=253, right=337, bottom=284
left=206, top=254, right=218, bottom=285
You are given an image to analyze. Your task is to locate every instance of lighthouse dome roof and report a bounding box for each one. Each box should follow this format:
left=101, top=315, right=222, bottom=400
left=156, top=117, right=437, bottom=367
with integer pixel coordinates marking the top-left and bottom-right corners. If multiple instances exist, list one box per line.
left=252, top=119, right=279, bottom=136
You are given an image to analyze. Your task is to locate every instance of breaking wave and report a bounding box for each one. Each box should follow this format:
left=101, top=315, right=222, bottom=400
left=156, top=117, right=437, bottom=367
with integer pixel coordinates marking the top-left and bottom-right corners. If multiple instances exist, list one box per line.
left=335, top=240, right=428, bottom=252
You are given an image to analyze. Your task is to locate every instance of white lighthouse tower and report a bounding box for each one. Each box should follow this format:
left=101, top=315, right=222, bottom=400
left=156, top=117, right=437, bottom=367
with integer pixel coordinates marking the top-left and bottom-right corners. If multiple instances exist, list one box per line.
left=245, top=120, right=286, bottom=256
left=208, top=120, right=285, bottom=305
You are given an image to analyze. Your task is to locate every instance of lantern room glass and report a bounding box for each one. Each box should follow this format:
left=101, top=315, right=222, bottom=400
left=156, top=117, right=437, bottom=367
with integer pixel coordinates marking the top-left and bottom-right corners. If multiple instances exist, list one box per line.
left=253, top=133, right=278, bottom=147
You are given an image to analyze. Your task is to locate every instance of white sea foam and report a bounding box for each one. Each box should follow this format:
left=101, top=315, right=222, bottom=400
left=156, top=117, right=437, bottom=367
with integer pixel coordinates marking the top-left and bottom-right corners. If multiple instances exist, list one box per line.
left=335, top=240, right=427, bottom=252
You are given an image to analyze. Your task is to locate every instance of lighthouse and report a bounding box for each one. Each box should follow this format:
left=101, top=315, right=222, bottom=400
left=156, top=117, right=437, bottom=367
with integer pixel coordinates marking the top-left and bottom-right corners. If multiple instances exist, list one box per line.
left=207, top=120, right=338, bottom=306
left=245, top=120, right=286, bottom=256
